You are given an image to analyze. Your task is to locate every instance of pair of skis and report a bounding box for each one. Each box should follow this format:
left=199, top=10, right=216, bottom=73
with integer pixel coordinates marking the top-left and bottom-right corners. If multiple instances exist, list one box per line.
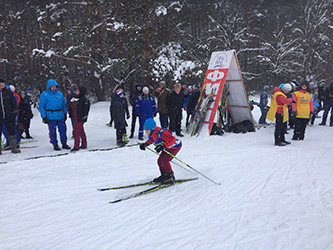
left=98, top=178, right=198, bottom=203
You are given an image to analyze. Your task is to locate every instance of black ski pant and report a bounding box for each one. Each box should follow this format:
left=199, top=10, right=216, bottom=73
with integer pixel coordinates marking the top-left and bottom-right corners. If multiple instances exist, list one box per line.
left=293, top=118, right=309, bottom=140
left=321, top=102, right=333, bottom=125
left=169, top=110, right=182, bottom=135
left=130, top=110, right=138, bottom=135
left=274, top=114, right=287, bottom=143
left=116, top=127, right=126, bottom=142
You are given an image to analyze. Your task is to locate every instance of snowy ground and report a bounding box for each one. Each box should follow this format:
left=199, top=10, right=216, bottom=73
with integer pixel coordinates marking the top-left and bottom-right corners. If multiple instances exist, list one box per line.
left=1, top=101, right=333, bottom=250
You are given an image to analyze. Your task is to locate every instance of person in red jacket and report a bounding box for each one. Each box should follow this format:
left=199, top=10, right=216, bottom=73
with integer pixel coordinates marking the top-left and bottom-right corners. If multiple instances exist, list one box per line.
left=291, top=81, right=314, bottom=140
left=266, top=83, right=293, bottom=146
left=139, top=118, right=182, bottom=184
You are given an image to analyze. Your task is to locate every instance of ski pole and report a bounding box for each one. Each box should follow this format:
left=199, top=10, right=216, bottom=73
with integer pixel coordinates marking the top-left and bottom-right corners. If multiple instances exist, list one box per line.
left=148, top=147, right=221, bottom=185
left=146, top=147, right=194, bottom=174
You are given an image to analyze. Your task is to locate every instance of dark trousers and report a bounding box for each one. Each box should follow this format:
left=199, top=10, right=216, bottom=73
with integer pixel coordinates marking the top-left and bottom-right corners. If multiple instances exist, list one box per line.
left=73, top=121, right=87, bottom=149
left=321, top=102, right=333, bottom=125
left=259, top=107, right=268, bottom=124
left=274, top=114, right=287, bottom=143
left=169, top=111, right=182, bottom=134
left=293, top=118, right=309, bottom=140
left=116, top=127, right=126, bottom=142
left=159, top=113, right=169, bottom=128
left=130, top=111, right=138, bottom=135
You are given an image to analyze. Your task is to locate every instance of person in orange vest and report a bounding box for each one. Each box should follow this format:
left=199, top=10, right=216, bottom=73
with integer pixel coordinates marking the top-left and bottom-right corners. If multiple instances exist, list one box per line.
left=291, top=81, right=314, bottom=140
left=266, top=83, right=292, bottom=146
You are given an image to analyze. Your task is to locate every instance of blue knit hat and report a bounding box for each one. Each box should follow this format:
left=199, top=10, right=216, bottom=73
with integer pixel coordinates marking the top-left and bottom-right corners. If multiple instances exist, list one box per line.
left=144, top=118, right=156, bottom=130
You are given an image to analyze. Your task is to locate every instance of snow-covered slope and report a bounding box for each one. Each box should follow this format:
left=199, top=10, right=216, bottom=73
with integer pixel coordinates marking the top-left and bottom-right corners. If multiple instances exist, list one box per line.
left=1, top=102, right=333, bottom=250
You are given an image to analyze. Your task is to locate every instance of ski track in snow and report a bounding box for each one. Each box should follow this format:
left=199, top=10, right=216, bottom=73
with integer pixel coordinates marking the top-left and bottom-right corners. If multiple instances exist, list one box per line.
left=1, top=101, right=333, bottom=250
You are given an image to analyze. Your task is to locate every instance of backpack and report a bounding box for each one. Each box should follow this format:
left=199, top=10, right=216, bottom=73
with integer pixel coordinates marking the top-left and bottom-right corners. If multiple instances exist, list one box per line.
left=229, top=120, right=255, bottom=133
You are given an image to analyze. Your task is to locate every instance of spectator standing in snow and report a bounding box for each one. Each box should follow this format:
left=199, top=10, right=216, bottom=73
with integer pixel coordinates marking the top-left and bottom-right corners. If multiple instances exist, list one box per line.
left=185, top=85, right=200, bottom=127
left=2, top=85, right=21, bottom=149
left=66, top=86, right=75, bottom=137
left=266, top=83, right=292, bottom=146
left=68, top=86, right=90, bottom=151
left=166, top=83, right=184, bottom=137
left=0, top=79, right=21, bottom=154
left=18, top=91, right=34, bottom=139
left=129, top=83, right=143, bottom=138
left=111, top=89, right=130, bottom=147
left=319, top=83, right=333, bottom=126
left=258, top=85, right=269, bottom=125
left=39, top=79, right=71, bottom=151
left=291, top=81, right=314, bottom=140
left=153, top=81, right=171, bottom=128
left=139, top=118, right=182, bottom=184
left=292, top=81, right=314, bottom=140
left=309, top=83, right=320, bottom=126
left=136, top=87, right=157, bottom=140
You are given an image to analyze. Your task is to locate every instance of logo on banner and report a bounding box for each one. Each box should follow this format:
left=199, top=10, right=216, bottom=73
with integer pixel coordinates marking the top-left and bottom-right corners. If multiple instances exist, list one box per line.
left=211, top=52, right=229, bottom=69
left=207, top=70, right=225, bottom=82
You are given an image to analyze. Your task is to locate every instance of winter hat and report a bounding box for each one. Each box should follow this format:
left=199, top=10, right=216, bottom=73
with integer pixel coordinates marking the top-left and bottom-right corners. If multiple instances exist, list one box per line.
left=279, top=83, right=285, bottom=89
left=143, top=87, right=149, bottom=93
left=282, top=83, right=292, bottom=92
left=115, top=89, right=123, bottom=97
left=300, top=80, right=309, bottom=89
left=9, top=85, right=15, bottom=92
left=144, top=118, right=156, bottom=130
left=309, top=82, right=317, bottom=89
left=263, top=85, right=269, bottom=91
left=160, top=81, right=166, bottom=86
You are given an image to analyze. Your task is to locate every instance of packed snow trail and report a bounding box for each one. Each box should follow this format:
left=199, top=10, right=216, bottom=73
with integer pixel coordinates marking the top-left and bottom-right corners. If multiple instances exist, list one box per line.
left=1, top=102, right=333, bottom=250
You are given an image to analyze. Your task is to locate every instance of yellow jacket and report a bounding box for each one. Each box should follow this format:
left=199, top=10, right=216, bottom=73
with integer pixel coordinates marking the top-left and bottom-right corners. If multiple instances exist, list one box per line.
left=267, top=90, right=290, bottom=123
left=292, top=90, right=313, bottom=119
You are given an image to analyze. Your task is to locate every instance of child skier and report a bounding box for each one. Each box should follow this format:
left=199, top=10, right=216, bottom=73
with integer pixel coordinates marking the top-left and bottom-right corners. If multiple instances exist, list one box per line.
left=139, top=118, right=182, bottom=184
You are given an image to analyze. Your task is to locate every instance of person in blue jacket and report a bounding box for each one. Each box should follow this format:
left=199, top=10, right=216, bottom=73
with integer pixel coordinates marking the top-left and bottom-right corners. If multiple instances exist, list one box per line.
left=136, top=87, right=157, bottom=140
left=39, top=79, right=71, bottom=151
left=259, top=85, right=269, bottom=124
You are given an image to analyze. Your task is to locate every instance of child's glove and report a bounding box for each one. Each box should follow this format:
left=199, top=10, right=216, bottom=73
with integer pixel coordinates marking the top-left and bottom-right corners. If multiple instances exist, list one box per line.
left=139, top=142, right=148, bottom=150
left=155, top=144, right=165, bottom=153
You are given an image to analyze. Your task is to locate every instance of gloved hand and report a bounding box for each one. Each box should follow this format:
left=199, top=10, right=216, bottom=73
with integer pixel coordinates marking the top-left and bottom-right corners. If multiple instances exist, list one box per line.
left=139, top=142, right=148, bottom=150
left=155, top=144, right=165, bottom=153
left=127, top=114, right=130, bottom=119
left=42, top=117, right=48, bottom=124
left=291, top=111, right=297, bottom=117
left=153, top=113, right=157, bottom=117
left=64, top=114, right=67, bottom=121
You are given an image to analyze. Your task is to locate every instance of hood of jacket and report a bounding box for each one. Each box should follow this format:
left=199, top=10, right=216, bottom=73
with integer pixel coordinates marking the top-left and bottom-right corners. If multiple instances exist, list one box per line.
left=47, top=79, right=59, bottom=93
left=77, top=86, right=86, bottom=97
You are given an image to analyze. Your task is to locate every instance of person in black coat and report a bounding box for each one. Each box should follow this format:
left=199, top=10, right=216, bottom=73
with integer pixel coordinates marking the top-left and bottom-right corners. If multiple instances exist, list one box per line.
left=166, top=83, right=184, bottom=137
left=319, top=83, right=333, bottom=126
left=66, top=86, right=75, bottom=137
left=111, top=89, right=130, bottom=147
left=68, top=86, right=90, bottom=151
left=185, top=86, right=200, bottom=127
left=0, top=78, right=21, bottom=153
left=18, top=91, right=34, bottom=139
left=129, top=83, right=143, bottom=138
